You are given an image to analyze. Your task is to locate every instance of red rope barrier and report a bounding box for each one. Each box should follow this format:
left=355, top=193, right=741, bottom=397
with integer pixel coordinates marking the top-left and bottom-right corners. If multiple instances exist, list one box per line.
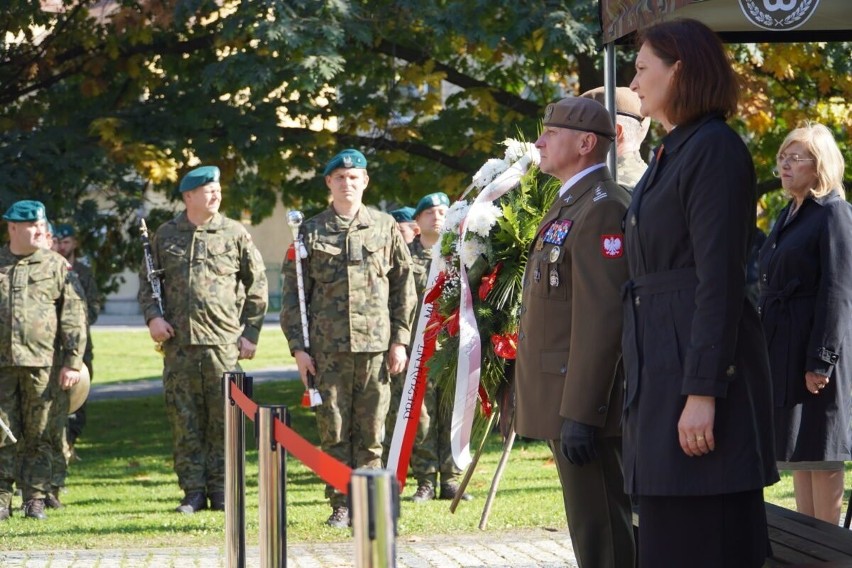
left=228, top=381, right=352, bottom=495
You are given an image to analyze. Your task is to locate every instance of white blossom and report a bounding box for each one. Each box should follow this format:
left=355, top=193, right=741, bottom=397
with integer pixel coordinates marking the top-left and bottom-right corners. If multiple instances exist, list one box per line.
left=465, top=203, right=503, bottom=238
left=503, top=138, right=540, bottom=166
left=443, top=200, right=470, bottom=232
left=459, top=237, right=487, bottom=269
left=471, top=158, right=509, bottom=189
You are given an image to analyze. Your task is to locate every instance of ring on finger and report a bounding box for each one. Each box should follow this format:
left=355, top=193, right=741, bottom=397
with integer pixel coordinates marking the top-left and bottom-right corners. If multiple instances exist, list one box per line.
left=696, top=435, right=705, bottom=441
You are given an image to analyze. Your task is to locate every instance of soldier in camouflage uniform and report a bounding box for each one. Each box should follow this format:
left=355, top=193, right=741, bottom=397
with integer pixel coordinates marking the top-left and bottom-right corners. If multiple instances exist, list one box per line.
left=280, top=149, right=416, bottom=528
left=56, top=224, right=100, bottom=454
left=0, top=200, right=87, bottom=521
left=138, top=166, right=268, bottom=514
left=580, top=87, right=649, bottom=191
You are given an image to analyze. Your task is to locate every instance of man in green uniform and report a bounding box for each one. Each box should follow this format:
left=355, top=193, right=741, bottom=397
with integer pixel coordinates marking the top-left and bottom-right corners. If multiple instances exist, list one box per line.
left=55, top=224, right=100, bottom=457
left=138, top=165, right=268, bottom=514
left=390, top=206, right=419, bottom=245
left=0, top=200, right=87, bottom=521
left=280, top=149, right=416, bottom=528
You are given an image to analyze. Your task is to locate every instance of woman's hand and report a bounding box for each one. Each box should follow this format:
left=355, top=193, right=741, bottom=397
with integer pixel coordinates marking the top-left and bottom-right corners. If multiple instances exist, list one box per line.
left=805, top=371, right=829, bottom=394
left=678, top=395, right=716, bottom=457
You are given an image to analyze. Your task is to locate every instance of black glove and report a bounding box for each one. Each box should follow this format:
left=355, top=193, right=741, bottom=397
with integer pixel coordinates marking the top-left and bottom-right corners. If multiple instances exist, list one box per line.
left=560, top=419, right=598, bottom=467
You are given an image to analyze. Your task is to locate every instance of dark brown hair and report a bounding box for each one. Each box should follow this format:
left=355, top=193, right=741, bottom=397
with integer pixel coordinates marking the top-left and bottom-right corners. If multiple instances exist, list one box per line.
left=636, top=18, right=738, bottom=125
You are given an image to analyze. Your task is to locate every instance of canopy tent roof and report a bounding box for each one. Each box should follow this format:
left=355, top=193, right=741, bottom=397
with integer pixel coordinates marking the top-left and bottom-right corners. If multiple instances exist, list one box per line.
left=600, top=0, right=852, bottom=44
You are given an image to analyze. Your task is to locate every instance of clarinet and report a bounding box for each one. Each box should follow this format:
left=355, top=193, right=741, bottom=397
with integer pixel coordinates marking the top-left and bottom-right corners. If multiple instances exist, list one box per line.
left=140, top=218, right=165, bottom=353
left=288, top=211, right=322, bottom=407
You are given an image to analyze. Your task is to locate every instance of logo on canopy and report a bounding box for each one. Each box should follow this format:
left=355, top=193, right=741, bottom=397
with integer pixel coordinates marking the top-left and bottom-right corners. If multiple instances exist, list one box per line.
left=739, top=0, right=819, bottom=31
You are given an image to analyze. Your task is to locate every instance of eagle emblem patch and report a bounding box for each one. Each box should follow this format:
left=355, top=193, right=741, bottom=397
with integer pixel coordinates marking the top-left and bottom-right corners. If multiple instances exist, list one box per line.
left=601, top=234, right=623, bottom=258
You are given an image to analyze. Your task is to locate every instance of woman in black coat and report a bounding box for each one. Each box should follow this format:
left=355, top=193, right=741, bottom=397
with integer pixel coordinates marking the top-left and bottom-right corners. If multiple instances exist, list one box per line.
left=622, top=19, right=778, bottom=567
left=758, top=122, right=852, bottom=524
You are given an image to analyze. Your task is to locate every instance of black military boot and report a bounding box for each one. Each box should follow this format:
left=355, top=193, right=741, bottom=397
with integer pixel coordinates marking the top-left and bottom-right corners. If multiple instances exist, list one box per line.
left=44, top=492, right=63, bottom=509
left=23, top=498, right=47, bottom=520
left=326, top=506, right=350, bottom=528
left=411, top=483, right=435, bottom=502
left=175, top=491, right=207, bottom=514
left=439, top=482, right=472, bottom=501
left=209, top=491, right=225, bottom=512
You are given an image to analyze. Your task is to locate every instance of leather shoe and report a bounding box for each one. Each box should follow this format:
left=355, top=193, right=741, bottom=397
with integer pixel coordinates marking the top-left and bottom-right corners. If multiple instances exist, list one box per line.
left=209, top=491, right=225, bottom=511
left=175, top=491, right=207, bottom=514
left=439, top=482, right=472, bottom=501
left=326, top=506, right=350, bottom=528
left=45, top=492, right=63, bottom=509
left=0, top=506, right=10, bottom=521
left=23, top=498, right=47, bottom=520
left=411, top=483, right=435, bottom=502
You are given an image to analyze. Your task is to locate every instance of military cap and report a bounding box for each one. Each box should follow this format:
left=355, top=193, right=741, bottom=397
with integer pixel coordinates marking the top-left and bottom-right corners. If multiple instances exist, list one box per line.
left=55, top=223, right=75, bottom=239
left=179, top=165, right=221, bottom=193
left=3, top=200, right=46, bottom=222
left=322, top=149, right=367, bottom=177
left=542, top=97, right=616, bottom=140
left=580, top=86, right=648, bottom=125
left=414, top=192, right=450, bottom=218
left=68, top=364, right=91, bottom=414
left=390, top=207, right=416, bottom=223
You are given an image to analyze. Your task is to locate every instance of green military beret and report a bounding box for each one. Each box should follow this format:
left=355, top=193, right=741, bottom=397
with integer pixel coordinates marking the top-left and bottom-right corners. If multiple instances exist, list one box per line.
left=322, top=149, right=367, bottom=177
left=55, top=223, right=75, bottom=238
left=390, top=207, right=416, bottom=223
left=543, top=96, right=616, bottom=140
left=3, top=200, right=46, bottom=223
left=179, top=165, right=221, bottom=193
left=414, top=192, right=450, bottom=218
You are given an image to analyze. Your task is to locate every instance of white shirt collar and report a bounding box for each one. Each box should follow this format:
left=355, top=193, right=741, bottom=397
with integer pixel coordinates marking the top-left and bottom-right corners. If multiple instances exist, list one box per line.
left=558, top=162, right=606, bottom=198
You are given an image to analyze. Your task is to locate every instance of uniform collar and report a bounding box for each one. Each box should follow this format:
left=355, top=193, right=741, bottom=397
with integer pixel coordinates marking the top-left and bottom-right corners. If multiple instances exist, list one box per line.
left=175, top=211, right=226, bottom=231
left=320, top=204, right=376, bottom=233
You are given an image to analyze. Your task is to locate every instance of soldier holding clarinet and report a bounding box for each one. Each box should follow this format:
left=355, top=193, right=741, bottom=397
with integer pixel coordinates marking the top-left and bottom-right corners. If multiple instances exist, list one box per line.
left=138, top=165, right=268, bottom=515
left=280, top=149, right=416, bottom=528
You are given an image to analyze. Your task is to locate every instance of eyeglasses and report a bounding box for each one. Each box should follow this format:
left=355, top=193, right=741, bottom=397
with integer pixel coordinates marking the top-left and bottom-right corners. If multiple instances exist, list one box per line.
left=776, top=153, right=815, bottom=166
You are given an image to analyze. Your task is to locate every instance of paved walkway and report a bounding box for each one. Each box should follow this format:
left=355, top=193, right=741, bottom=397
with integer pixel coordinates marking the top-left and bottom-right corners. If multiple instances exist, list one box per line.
left=2, top=313, right=579, bottom=567
left=0, top=528, right=577, bottom=567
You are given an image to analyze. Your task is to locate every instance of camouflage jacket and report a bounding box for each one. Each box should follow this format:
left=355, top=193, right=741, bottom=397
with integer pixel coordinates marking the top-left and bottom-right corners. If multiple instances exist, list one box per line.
left=408, top=236, right=433, bottom=298
left=0, top=246, right=87, bottom=369
left=72, top=260, right=100, bottom=326
left=280, top=206, right=416, bottom=354
left=138, top=211, right=268, bottom=347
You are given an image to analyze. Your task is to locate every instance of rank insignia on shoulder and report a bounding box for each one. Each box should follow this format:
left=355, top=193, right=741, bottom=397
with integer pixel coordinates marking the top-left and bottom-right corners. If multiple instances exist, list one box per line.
left=601, top=234, right=624, bottom=258
left=543, top=219, right=573, bottom=245
left=593, top=184, right=608, bottom=202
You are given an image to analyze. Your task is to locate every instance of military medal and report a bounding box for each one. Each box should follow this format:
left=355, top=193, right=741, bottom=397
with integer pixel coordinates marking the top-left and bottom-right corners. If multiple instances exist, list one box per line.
left=535, top=237, right=545, bottom=251
left=549, top=246, right=560, bottom=263
left=549, top=268, right=559, bottom=287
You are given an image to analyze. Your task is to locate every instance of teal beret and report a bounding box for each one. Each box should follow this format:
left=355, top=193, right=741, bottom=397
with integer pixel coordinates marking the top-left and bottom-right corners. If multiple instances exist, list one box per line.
left=55, top=223, right=75, bottom=238
left=390, top=207, right=416, bottom=223
left=322, top=149, right=367, bottom=176
left=179, top=165, right=221, bottom=193
left=3, top=200, right=46, bottom=223
left=414, top=192, right=450, bottom=218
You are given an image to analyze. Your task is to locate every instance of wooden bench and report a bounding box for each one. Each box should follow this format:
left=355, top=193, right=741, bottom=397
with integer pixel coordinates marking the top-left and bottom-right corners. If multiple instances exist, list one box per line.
left=632, top=502, right=852, bottom=566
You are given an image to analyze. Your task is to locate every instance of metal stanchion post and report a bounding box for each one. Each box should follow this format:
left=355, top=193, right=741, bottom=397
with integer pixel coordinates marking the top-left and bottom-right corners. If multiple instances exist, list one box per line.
left=224, top=371, right=252, bottom=568
left=257, top=405, right=288, bottom=568
left=350, top=469, right=399, bottom=568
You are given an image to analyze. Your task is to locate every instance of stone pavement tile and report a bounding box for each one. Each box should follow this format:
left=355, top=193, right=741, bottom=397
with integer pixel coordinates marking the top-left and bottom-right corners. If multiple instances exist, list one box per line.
left=0, top=528, right=578, bottom=568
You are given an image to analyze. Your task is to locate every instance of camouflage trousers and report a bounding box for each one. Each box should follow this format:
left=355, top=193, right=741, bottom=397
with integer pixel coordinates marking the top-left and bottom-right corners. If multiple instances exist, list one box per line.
left=314, top=351, right=390, bottom=508
left=47, top=365, right=70, bottom=490
left=396, top=375, right=460, bottom=488
left=163, top=343, right=240, bottom=495
left=0, top=366, right=53, bottom=506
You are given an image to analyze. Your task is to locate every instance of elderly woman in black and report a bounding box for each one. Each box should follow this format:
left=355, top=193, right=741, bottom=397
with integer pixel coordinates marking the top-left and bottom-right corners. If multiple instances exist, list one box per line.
left=758, top=122, right=852, bottom=524
left=622, top=19, right=778, bottom=567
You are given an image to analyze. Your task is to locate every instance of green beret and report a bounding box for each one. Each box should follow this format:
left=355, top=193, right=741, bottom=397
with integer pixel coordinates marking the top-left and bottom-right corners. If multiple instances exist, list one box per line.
left=390, top=207, right=416, bottom=223
left=179, top=165, right=220, bottom=193
left=3, top=200, right=46, bottom=223
left=543, top=97, right=616, bottom=140
left=414, top=192, right=450, bottom=218
left=322, top=149, right=367, bottom=176
left=55, top=223, right=75, bottom=238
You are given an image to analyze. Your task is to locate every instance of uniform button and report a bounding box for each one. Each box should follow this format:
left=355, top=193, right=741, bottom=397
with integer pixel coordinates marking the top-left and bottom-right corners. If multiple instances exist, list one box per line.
left=519, top=331, right=526, bottom=341
left=597, top=405, right=607, bottom=414
left=726, top=365, right=736, bottom=377
left=634, top=296, right=641, bottom=306
left=560, top=365, right=567, bottom=374
left=630, top=216, right=637, bottom=227
left=757, top=306, right=762, bottom=316
left=762, top=274, right=767, bottom=283
left=771, top=243, right=776, bottom=249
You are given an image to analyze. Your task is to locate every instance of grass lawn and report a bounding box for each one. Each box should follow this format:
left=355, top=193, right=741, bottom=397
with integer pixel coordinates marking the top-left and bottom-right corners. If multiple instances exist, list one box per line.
left=1, top=330, right=848, bottom=550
